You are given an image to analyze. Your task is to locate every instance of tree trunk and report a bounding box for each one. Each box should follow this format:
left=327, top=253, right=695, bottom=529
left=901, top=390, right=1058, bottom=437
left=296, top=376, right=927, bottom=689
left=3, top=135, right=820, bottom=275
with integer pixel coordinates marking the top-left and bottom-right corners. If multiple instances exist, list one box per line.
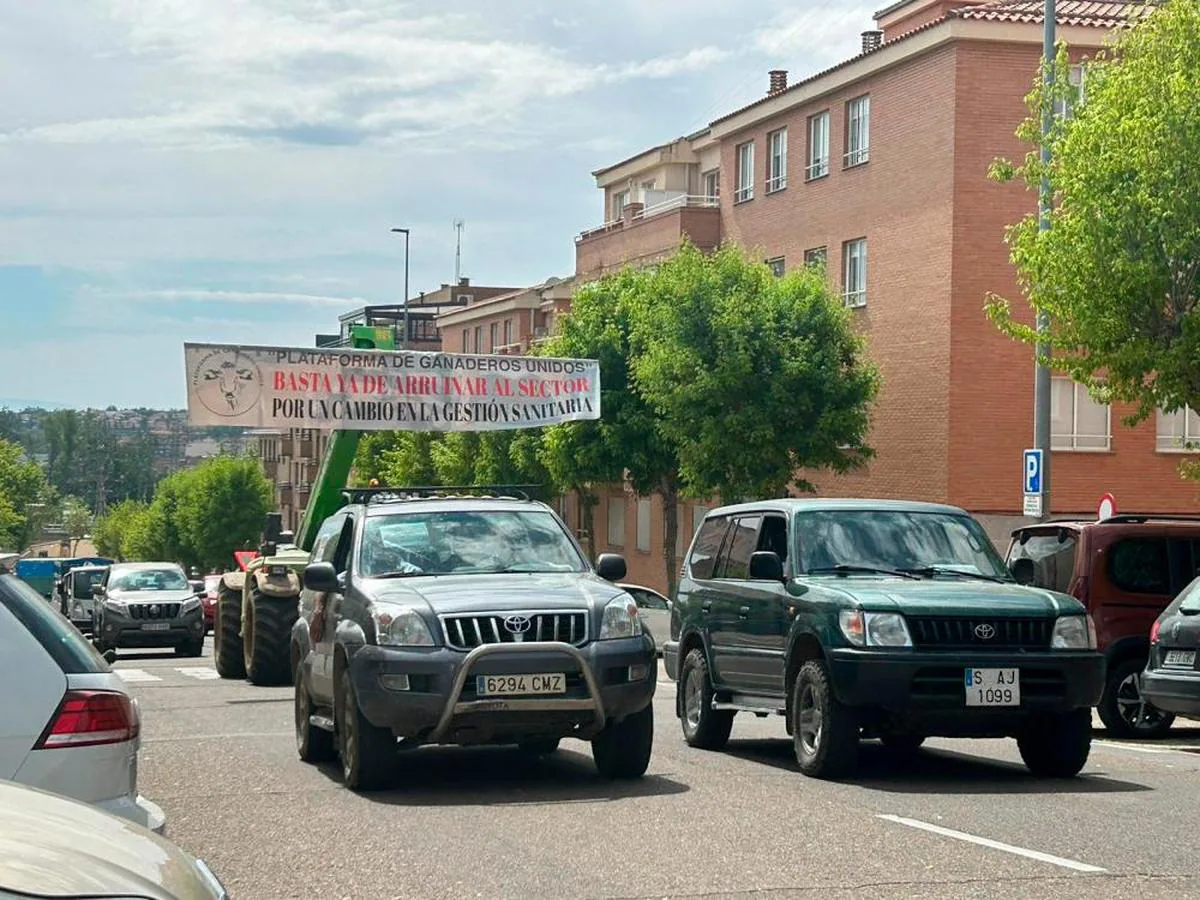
left=578, top=488, right=598, bottom=561
left=659, top=472, right=680, bottom=600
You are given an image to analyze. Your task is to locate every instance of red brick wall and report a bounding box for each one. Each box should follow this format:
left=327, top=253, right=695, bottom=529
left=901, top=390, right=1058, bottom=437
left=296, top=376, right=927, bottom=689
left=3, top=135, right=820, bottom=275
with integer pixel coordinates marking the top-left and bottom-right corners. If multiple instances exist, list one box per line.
left=575, top=207, right=721, bottom=279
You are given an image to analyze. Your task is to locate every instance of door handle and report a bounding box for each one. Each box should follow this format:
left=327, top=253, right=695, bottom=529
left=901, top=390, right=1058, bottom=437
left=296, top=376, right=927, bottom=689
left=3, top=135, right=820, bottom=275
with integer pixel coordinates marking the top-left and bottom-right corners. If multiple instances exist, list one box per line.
left=701, top=600, right=712, bottom=612
left=738, top=606, right=750, bottom=618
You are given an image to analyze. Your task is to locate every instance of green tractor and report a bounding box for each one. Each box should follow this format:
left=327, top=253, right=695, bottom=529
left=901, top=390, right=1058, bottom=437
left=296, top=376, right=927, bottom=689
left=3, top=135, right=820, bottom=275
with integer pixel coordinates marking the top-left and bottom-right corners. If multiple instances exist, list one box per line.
left=213, top=513, right=310, bottom=685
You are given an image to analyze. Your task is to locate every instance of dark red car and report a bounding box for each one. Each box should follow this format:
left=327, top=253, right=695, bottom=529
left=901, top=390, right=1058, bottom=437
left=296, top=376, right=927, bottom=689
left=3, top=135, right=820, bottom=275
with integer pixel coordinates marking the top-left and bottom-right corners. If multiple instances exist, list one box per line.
left=201, top=574, right=222, bottom=634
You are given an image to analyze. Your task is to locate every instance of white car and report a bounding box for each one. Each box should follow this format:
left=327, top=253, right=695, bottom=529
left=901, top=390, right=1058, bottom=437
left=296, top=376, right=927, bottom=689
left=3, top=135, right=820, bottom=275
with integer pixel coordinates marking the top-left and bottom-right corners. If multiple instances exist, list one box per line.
left=619, top=583, right=672, bottom=653
left=0, top=563, right=166, bottom=833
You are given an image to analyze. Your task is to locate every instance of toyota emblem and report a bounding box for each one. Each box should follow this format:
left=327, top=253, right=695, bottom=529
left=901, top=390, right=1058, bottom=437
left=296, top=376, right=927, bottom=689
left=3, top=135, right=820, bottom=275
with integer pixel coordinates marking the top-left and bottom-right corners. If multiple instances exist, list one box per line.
left=503, top=615, right=532, bottom=635
left=974, top=623, right=996, bottom=640
left=149, top=604, right=160, bottom=618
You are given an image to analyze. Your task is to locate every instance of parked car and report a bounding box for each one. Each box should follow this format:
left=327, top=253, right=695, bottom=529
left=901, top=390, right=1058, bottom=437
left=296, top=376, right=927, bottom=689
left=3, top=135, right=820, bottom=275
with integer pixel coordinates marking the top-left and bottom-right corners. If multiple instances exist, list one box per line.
left=0, top=560, right=166, bottom=833
left=619, top=583, right=671, bottom=653
left=1139, top=575, right=1200, bottom=724
left=1006, top=514, right=1200, bottom=739
left=202, top=573, right=222, bottom=634
left=57, top=563, right=108, bottom=634
left=664, top=498, right=1105, bottom=780
left=0, top=779, right=226, bottom=899
left=94, top=562, right=207, bottom=658
left=291, top=487, right=658, bottom=791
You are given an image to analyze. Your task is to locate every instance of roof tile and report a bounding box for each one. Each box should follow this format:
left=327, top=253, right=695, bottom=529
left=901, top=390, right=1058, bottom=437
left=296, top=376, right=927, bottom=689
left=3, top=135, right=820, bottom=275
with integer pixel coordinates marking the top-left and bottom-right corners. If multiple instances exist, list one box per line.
left=950, top=0, right=1156, bottom=27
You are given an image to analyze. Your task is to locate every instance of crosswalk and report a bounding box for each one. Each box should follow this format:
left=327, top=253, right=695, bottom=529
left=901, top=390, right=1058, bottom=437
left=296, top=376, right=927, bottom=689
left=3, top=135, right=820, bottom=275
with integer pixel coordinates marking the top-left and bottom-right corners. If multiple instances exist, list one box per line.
left=114, top=667, right=220, bottom=683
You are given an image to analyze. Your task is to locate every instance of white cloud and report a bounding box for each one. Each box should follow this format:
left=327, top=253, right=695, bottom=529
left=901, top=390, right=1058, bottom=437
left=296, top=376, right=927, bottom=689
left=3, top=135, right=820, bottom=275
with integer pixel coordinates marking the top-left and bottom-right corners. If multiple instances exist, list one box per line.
left=109, top=288, right=373, bottom=307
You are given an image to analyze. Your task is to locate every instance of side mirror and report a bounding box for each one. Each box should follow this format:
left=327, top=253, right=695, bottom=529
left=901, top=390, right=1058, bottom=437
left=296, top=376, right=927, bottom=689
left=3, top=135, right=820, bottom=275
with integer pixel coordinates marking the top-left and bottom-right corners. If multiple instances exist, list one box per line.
left=749, top=551, right=784, bottom=582
left=303, top=562, right=340, bottom=593
left=1010, top=557, right=1036, bottom=586
left=261, top=541, right=278, bottom=558
left=91, top=583, right=104, bottom=597
left=595, top=553, right=627, bottom=582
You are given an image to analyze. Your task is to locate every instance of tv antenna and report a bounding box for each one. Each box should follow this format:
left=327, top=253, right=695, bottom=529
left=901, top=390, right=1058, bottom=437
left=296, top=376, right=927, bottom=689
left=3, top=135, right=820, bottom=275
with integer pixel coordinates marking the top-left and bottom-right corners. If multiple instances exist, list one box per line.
left=453, top=219, right=465, bottom=283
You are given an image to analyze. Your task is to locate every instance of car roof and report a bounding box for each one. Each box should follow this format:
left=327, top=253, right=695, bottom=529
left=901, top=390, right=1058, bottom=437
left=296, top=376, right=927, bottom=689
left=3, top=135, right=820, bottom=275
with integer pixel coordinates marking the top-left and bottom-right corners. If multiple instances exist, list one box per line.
left=1011, top=515, right=1200, bottom=537
left=111, top=561, right=185, bottom=570
left=707, top=497, right=971, bottom=518
left=0, top=780, right=210, bottom=899
left=360, top=497, right=552, bottom=518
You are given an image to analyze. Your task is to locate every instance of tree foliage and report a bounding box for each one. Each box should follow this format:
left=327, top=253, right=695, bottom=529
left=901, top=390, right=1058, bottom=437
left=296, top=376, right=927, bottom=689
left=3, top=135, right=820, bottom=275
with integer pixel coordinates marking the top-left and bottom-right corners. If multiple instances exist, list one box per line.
left=0, top=437, right=52, bottom=550
left=61, top=496, right=93, bottom=555
left=92, top=499, right=150, bottom=561
left=987, top=5, right=1200, bottom=427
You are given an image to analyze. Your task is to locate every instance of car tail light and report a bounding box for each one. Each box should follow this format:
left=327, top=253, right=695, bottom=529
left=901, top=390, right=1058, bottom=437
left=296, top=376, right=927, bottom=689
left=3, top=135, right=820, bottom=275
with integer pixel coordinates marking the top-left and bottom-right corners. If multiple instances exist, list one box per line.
left=35, top=690, right=139, bottom=750
left=1150, top=618, right=1162, bottom=644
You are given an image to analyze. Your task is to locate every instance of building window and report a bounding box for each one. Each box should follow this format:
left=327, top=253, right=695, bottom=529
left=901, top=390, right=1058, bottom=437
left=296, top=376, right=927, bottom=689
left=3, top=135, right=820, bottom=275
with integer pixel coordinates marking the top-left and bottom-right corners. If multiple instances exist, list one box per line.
left=461, top=328, right=469, bottom=353
left=735, top=141, right=754, bottom=203
left=766, top=257, right=785, bottom=277
left=807, top=111, right=830, bottom=180
left=804, top=247, right=828, bottom=270
left=612, top=190, right=628, bottom=220
left=503, top=318, right=513, bottom=346
left=842, top=238, right=867, bottom=308
left=845, top=95, right=870, bottom=167
left=1157, top=406, right=1200, bottom=452
left=702, top=169, right=720, bottom=200
left=473, top=325, right=482, bottom=354
left=489, top=322, right=498, bottom=353
left=1051, top=377, right=1111, bottom=451
left=636, top=499, right=651, bottom=553
left=1055, top=64, right=1087, bottom=119
left=767, top=128, right=787, bottom=192
left=606, top=497, right=626, bottom=548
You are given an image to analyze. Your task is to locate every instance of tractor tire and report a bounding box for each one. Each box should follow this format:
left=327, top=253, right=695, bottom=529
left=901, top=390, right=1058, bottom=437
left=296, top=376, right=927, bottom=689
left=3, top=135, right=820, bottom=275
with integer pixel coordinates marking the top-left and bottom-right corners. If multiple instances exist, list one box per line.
left=213, top=586, right=246, bottom=680
left=242, top=584, right=299, bottom=687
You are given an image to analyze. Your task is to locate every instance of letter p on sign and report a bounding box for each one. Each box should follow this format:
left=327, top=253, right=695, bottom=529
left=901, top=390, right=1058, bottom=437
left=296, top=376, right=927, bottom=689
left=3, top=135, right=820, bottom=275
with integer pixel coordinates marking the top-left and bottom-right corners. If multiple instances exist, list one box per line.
left=1023, top=449, right=1042, bottom=495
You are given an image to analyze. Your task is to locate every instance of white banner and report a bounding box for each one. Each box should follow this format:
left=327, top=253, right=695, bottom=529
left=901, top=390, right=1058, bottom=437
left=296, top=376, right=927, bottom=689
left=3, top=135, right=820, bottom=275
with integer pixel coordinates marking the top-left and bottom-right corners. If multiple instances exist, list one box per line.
left=184, top=342, right=600, bottom=431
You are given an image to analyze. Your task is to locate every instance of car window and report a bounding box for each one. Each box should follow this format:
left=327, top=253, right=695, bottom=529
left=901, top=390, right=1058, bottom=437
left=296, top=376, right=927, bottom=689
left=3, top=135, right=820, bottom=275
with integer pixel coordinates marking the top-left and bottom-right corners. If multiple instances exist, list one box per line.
left=1007, top=532, right=1077, bottom=594
left=757, top=515, right=788, bottom=563
left=717, top=515, right=763, bottom=580
left=108, top=567, right=189, bottom=592
left=0, top=574, right=110, bottom=674
left=688, top=516, right=731, bottom=580
left=71, top=570, right=104, bottom=599
left=311, top=513, right=347, bottom=566
left=1177, top=577, right=1200, bottom=614
left=1108, top=538, right=1170, bottom=594
left=629, top=587, right=669, bottom=610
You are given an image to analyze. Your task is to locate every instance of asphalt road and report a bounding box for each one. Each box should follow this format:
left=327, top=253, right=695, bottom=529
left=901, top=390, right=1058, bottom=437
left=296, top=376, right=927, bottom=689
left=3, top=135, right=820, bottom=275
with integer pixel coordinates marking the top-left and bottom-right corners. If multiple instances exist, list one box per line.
left=115, top=640, right=1200, bottom=899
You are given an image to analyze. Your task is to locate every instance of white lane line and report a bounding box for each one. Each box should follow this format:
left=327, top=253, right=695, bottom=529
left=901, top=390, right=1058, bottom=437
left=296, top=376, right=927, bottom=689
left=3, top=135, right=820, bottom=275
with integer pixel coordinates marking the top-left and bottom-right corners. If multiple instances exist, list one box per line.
left=175, top=667, right=220, bottom=680
left=877, top=814, right=1106, bottom=874
left=114, top=668, right=162, bottom=683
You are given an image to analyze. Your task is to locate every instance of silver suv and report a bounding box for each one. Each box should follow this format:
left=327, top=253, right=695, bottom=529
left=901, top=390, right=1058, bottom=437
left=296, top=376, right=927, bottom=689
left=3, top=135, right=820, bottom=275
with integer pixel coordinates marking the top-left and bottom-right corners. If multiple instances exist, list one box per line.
left=94, top=562, right=206, bottom=658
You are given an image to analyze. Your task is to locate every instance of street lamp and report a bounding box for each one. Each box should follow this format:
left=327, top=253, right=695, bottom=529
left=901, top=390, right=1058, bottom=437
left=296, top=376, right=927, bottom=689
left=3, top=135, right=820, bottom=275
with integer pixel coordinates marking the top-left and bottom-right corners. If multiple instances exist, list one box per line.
left=1033, top=0, right=1056, bottom=521
left=391, top=227, right=411, bottom=350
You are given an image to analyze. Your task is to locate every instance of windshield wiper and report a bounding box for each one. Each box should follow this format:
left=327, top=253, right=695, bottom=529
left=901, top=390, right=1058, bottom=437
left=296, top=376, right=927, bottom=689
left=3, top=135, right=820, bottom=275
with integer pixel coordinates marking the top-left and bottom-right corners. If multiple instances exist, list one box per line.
left=898, top=566, right=1010, bottom=584
left=373, top=570, right=426, bottom=579
left=806, top=564, right=920, bottom=580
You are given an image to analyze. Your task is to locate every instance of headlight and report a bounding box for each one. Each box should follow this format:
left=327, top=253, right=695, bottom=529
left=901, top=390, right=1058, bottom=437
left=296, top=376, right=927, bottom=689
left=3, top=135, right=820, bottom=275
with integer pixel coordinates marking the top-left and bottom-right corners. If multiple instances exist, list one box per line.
left=180, top=597, right=201, bottom=614
left=599, top=595, right=643, bottom=640
left=372, top=606, right=434, bottom=647
left=839, top=610, right=912, bottom=648
left=1051, top=614, right=1096, bottom=650
left=103, top=598, right=127, bottom=614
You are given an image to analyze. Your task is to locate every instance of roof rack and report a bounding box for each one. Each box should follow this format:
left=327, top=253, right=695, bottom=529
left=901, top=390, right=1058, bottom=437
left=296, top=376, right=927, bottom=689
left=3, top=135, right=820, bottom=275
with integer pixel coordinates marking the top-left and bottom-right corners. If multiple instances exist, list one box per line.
left=1098, top=514, right=1200, bottom=525
left=342, top=484, right=543, bottom=505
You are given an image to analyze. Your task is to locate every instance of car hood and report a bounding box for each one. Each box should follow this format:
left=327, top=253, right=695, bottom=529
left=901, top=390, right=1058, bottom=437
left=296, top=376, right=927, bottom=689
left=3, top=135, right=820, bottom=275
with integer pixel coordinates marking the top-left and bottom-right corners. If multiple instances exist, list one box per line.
left=0, top=781, right=217, bottom=899
left=805, top=576, right=1080, bottom=617
left=108, top=589, right=198, bottom=603
left=363, top=572, right=624, bottom=614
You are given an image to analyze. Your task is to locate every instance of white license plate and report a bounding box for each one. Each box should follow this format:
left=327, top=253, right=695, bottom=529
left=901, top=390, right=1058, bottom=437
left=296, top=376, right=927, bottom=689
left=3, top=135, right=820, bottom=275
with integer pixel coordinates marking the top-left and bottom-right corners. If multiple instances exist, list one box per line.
left=141, top=622, right=171, bottom=632
left=964, top=667, right=1020, bottom=707
left=476, top=673, right=565, bottom=697
left=1164, top=650, right=1196, bottom=668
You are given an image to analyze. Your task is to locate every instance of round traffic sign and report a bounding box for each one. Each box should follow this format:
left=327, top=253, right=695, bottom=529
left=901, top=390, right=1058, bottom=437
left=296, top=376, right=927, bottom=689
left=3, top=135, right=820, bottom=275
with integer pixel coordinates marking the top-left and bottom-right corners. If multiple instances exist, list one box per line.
left=1097, top=492, right=1117, bottom=521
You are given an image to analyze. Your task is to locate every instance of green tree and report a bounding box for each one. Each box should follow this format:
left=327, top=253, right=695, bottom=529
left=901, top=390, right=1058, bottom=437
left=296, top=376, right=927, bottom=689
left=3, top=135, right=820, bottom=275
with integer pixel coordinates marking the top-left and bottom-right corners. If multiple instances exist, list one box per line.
left=0, top=437, right=51, bottom=549
left=92, top=499, right=150, bottom=560
left=61, top=496, right=92, bottom=556
left=986, top=6, right=1200, bottom=448
left=173, top=456, right=273, bottom=570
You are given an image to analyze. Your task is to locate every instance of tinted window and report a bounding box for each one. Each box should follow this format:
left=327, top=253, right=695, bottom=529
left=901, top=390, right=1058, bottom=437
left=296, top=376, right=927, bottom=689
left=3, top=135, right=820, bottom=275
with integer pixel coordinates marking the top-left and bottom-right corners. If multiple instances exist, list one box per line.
left=0, top=574, right=109, bottom=674
left=718, top=515, right=763, bottom=579
left=1109, top=538, right=1170, bottom=594
left=688, top=516, right=731, bottom=580
left=1008, top=533, right=1078, bottom=594
left=109, top=566, right=189, bottom=592
left=758, top=515, right=788, bottom=563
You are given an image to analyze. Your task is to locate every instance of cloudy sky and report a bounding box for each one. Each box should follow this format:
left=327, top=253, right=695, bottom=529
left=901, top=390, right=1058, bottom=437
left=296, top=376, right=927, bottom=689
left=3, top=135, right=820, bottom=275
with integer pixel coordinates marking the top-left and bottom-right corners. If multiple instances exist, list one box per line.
left=0, top=0, right=874, bottom=409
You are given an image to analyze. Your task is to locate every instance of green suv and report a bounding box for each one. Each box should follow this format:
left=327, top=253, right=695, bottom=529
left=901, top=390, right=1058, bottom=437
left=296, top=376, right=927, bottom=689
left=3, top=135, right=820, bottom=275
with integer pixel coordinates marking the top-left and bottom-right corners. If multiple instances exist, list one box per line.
left=663, top=499, right=1105, bottom=780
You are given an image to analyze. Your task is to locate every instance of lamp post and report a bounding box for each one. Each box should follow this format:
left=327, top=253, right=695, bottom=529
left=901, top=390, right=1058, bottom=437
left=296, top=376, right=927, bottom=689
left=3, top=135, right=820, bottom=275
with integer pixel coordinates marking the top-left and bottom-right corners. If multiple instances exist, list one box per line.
left=391, top=227, right=411, bottom=350
left=1033, top=0, right=1056, bottom=522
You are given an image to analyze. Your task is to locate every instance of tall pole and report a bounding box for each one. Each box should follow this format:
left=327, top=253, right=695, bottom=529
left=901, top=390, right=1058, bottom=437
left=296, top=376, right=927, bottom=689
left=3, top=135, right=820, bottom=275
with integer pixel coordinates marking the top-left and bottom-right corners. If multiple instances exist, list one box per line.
left=1034, top=0, right=1056, bottom=521
left=391, top=227, right=410, bottom=350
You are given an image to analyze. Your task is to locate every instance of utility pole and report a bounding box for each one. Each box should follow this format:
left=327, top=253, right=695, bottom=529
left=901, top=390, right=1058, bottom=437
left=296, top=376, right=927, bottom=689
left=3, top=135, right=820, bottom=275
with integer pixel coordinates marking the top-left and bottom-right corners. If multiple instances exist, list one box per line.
left=1033, top=0, right=1056, bottom=522
left=391, top=227, right=410, bottom=349
left=454, top=219, right=465, bottom=284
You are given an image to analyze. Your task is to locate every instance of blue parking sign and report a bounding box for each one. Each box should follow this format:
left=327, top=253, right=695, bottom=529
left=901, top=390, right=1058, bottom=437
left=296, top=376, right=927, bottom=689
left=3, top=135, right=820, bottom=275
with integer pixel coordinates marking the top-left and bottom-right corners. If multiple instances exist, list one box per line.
left=1023, top=449, right=1042, bottom=495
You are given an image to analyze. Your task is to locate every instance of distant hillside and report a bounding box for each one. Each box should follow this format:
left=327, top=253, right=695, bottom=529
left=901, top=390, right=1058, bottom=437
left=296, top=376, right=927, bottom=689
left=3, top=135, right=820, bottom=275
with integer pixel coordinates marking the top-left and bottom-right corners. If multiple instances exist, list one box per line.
left=0, top=399, right=68, bottom=411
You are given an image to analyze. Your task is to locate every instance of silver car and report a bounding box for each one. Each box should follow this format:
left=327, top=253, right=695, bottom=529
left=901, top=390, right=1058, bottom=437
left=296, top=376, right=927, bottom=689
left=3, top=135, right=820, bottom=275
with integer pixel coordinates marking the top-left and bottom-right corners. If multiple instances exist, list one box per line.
left=620, top=583, right=672, bottom=653
left=0, top=565, right=166, bottom=833
left=95, top=561, right=207, bottom=657
left=0, top=779, right=227, bottom=899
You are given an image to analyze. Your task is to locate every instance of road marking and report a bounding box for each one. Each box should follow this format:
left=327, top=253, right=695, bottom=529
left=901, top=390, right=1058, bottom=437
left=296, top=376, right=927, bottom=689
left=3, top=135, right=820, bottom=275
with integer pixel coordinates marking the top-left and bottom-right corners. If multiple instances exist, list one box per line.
left=876, top=814, right=1106, bottom=873
left=175, top=667, right=220, bottom=680
left=113, top=668, right=162, bottom=683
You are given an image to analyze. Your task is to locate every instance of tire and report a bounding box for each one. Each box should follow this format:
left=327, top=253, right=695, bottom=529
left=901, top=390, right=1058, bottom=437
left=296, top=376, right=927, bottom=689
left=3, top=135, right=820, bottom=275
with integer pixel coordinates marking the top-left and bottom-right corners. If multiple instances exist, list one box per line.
left=592, top=703, right=653, bottom=779
left=337, top=670, right=394, bottom=791
left=791, top=660, right=860, bottom=779
left=175, top=636, right=204, bottom=658
left=518, top=738, right=561, bottom=755
left=213, top=586, right=246, bottom=680
left=1097, top=657, right=1175, bottom=739
left=295, top=665, right=335, bottom=764
left=242, top=584, right=299, bottom=687
left=1018, top=709, right=1092, bottom=777
left=879, top=732, right=925, bottom=754
left=679, top=648, right=734, bottom=750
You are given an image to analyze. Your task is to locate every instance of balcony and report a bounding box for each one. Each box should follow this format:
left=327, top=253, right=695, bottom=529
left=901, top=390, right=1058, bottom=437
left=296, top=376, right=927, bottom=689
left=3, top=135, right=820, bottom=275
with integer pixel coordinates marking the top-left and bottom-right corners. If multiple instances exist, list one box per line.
left=298, top=437, right=314, bottom=459
left=575, top=194, right=720, bottom=280
left=278, top=483, right=294, bottom=507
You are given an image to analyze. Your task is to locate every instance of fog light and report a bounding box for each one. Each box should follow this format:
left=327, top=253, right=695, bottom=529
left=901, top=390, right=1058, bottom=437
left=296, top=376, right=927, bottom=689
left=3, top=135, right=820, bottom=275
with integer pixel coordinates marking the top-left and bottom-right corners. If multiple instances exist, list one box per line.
left=380, top=674, right=411, bottom=691
left=628, top=664, right=648, bottom=682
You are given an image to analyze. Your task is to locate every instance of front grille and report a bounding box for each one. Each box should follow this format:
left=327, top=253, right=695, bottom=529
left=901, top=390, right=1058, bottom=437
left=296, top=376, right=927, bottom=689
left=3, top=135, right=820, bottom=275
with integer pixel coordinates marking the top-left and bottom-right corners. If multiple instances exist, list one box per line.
left=907, top=616, right=1052, bottom=651
left=129, top=602, right=181, bottom=620
left=440, top=611, right=589, bottom=651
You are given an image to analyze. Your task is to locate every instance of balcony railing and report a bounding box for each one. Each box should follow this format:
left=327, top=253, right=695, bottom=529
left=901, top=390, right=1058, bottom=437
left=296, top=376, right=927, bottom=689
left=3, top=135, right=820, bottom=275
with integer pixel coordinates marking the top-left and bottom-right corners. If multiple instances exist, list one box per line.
left=576, top=194, right=719, bottom=242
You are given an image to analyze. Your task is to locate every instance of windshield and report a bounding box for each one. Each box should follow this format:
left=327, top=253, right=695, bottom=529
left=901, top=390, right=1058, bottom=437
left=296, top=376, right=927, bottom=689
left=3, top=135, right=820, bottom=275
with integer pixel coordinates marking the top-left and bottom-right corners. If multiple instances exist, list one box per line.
left=108, top=567, right=190, bottom=592
left=1006, top=531, right=1077, bottom=593
left=359, top=509, right=586, bottom=577
left=795, top=509, right=1010, bottom=579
